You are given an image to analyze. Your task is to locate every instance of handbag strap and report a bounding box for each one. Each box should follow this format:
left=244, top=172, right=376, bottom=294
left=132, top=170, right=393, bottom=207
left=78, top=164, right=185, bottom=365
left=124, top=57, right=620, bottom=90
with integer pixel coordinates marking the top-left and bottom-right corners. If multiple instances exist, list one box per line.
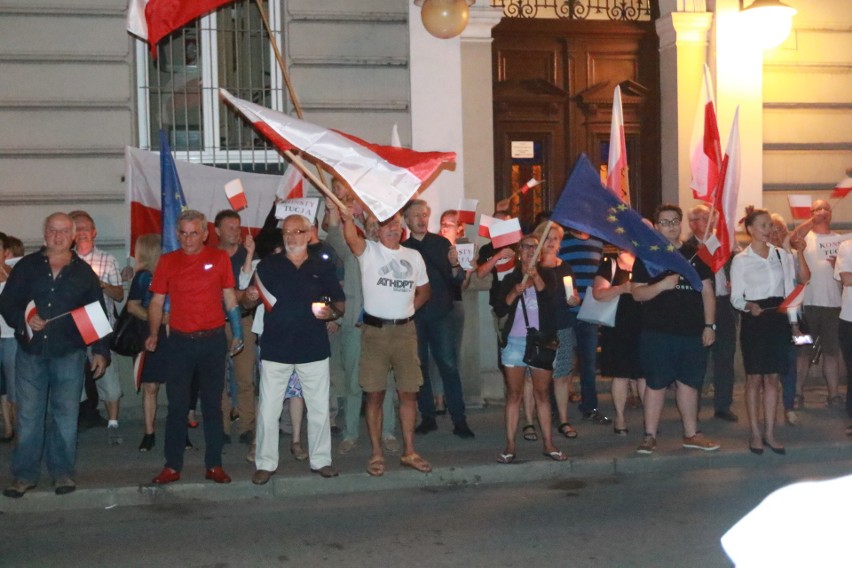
left=519, top=289, right=531, bottom=328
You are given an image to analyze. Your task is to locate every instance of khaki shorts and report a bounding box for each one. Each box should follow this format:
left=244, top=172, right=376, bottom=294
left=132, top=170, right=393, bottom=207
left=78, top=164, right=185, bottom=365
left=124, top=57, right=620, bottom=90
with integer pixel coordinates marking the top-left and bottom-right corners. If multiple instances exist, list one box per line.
left=359, top=321, right=422, bottom=393
left=800, top=306, right=840, bottom=355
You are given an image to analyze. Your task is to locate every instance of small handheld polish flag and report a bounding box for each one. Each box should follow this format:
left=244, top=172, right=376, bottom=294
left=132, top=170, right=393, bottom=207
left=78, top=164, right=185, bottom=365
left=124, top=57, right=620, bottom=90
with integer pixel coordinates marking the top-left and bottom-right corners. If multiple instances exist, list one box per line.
left=70, top=301, right=113, bottom=345
left=478, top=214, right=496, bottom=239
left=225, top=179, right=248, bottom=211
left=788, top=195, right=812, bottom=220
left=25, top=300, right=37, bottom=340
left=457, top=198, right=478, bottom=225
left=831, top=177, right=852, bottom=199
left=779, top=283, right=807, bottom=312
left=134, top=351, right=146, bottom=392
left=519, top=177, right=542, bottom=195
left=254, top=273, right=277, bottom=312
left=489, top=218, right=523, bottom=249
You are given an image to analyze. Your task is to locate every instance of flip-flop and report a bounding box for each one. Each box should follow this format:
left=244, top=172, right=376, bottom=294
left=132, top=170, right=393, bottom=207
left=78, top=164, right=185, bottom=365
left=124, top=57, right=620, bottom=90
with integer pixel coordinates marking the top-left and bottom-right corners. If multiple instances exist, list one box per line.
left=497, top=452, right=515, bottom=464
left=400, top=453, right=432, bottom=473
left=543, top=450, right=568, bottom=462
left=558, top=422, right=578, bottom=439
left=522, top=424, right=538, bottom=442
left=366, top=456, right=385, bottom=477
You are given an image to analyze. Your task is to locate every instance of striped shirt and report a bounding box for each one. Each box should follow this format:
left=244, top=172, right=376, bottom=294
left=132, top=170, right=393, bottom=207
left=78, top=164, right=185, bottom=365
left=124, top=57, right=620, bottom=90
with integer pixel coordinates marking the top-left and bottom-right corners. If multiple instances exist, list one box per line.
left=558, top=234, right=603, bottom=314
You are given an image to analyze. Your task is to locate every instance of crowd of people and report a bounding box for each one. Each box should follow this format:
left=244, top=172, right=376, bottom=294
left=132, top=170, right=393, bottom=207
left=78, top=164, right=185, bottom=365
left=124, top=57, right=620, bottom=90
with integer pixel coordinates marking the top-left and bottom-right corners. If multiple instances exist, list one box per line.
left=0, top=189, right=850, bottom=497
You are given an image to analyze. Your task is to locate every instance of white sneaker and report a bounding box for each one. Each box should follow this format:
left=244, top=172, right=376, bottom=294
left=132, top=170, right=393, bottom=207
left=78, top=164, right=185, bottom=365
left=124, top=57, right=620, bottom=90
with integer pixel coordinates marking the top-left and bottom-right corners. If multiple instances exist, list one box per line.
left=785, top=410, right=799, bottom=426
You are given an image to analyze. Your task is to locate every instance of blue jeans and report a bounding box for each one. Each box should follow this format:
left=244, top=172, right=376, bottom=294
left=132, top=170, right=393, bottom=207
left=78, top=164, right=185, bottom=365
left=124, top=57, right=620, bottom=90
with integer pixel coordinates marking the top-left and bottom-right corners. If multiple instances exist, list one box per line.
left=575, top=320, right=600, bottom=414
left=12, top=348, right=87, bottom=483
left=415, top=313, right=467, bottom=426
left=164, top=330, right=227, bottom=471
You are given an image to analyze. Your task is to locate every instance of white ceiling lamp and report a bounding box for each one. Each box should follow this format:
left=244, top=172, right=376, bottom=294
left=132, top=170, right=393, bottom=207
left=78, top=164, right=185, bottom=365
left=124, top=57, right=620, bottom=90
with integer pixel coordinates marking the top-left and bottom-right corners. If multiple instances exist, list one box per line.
left=739, top=0, right=798, bottom=49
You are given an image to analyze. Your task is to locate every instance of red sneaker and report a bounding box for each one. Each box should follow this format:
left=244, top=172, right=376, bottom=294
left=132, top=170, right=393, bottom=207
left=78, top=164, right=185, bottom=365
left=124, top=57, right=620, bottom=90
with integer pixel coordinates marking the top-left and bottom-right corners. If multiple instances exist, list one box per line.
left=205, top=467, right=232, bottom=484
left=152, top=467, right=181, bottom=484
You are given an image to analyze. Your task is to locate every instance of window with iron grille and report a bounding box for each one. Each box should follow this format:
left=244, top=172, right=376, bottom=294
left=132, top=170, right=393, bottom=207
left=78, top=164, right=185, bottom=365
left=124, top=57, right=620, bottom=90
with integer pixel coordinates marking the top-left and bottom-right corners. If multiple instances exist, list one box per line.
left=134, top=0, right=286, bottom=173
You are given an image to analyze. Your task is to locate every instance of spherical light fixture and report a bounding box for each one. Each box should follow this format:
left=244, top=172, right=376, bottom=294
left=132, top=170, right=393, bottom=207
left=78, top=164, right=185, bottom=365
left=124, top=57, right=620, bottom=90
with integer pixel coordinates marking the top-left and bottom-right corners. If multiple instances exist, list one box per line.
left=414, top=0, right=475, bottom=40
left=740, top=0, right=797, bottom=49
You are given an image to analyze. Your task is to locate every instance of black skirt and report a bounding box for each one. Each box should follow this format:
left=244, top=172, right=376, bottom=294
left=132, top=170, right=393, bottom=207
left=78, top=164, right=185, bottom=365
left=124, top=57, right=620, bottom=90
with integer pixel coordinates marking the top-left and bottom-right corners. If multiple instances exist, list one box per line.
left=740, top=297, right=790, bottom=375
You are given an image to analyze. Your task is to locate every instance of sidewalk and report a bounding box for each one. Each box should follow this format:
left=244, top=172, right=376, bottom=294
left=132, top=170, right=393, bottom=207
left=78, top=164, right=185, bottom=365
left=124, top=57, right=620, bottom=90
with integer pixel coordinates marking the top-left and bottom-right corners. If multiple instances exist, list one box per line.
left=1, top=383, right=850, bottom=513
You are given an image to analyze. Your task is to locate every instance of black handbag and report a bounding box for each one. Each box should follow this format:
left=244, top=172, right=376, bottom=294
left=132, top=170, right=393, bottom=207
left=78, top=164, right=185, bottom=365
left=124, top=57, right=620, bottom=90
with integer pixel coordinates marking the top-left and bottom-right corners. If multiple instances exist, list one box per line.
left=110, top=304, right=147, bottom=356
left=520, top=293, right=559, bottom=370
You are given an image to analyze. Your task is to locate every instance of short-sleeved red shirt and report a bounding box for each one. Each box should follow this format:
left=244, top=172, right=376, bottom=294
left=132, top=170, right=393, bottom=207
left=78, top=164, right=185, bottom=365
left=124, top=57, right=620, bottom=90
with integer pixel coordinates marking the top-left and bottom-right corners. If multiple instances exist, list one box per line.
left=150, top=246, right=235, bottom=333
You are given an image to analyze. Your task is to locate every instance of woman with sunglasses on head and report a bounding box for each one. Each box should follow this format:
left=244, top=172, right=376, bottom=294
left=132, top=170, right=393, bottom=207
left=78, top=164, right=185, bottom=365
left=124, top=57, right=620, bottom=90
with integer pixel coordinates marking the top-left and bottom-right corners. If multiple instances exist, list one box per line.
left=731, top=206, right=800, bottom=455
left=493, top=234, right=567, bottom=464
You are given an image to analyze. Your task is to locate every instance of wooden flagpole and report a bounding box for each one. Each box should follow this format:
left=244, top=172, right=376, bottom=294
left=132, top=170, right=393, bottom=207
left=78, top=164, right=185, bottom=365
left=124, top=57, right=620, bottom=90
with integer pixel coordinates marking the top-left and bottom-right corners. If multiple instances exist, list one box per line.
left=520, top=220, right=552, bottom=287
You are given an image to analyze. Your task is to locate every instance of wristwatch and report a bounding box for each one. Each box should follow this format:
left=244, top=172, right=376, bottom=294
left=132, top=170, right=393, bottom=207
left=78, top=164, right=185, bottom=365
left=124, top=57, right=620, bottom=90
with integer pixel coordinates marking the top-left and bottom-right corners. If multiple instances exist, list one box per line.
left=704, top=323, right=717, bottom=331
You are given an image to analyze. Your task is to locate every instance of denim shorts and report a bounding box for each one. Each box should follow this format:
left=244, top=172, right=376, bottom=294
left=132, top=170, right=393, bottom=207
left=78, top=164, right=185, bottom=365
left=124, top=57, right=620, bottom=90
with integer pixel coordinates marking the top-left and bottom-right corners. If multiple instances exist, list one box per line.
left=501, top=335, right=529, bottom=368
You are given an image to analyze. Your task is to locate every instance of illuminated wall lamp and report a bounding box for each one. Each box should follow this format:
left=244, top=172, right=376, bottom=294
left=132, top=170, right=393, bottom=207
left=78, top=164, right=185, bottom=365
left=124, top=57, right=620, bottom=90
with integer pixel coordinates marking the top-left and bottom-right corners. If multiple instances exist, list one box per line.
left=739, top=0, right=797, bottom=49
left=413, top=0, right=476, bottom=39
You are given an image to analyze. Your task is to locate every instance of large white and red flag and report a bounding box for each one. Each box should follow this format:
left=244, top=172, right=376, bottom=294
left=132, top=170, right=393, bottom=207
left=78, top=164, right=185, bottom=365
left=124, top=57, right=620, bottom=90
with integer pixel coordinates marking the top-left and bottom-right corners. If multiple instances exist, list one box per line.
left=788, top=195, right=812, bottom=220
left=690, top=65, right=723, bottom=203
left=71, top=302, right=113, bottom=345
left=219, top=89, right=456, bottom=222
left=698, top=108, right=741, bottom=273
left=127, top=0, right=236, bottom=55
left=607, top=84, right=630, bottom=205
left=832, top=177, right=852, bottom=199
left=126, top=146, right=281, bottom=251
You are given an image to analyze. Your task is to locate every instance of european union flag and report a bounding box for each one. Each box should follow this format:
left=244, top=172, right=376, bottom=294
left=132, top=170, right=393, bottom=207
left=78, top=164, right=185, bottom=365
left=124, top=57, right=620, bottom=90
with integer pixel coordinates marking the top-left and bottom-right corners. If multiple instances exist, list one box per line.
left=551, top=154, right=704, bottom=291
left=159, top=130, right=188, bottom=254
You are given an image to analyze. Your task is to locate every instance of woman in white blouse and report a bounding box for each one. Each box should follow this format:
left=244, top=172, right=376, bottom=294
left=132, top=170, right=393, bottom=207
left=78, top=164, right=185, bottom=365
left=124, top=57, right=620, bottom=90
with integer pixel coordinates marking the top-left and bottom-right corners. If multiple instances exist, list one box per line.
left=731, top=207, right=801, bottom=455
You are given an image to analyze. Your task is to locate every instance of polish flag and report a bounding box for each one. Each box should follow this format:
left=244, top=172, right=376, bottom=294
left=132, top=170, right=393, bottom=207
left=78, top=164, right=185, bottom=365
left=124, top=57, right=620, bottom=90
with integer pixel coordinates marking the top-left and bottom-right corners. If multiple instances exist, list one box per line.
left=490, top=218, right=523, bottom=249
left=779, top=282, right=807, bottom=312
left=25, top=300, right=37, bottom=340
left=220, top=89, right=456, bottom=222
left=254, top=273, right=277, bottom=312
left=70, top=302, right=113, bottom=345
left=495, top=255, right=516, bottom=281
left=519, top=177, right=542, bottom=195
left=224, top=179, right=248, bottom=211
left=690, top=65, right=723, bottom=203
left=127, top=146, right=281, bottom=252
left=127, top=0, right=236, bottom=56
left=831, top=177, right=852, bottom=199
left=478, top=214, right=496, bottom=239
left=607, top=85, right=630, bottom=205
left=134, top=351, right=146, bottom=392
left=277, top=162, right=305, bottom=201
left=457, top=198, right=478, bottom=225
left=788, top=195, right=812, bottom=220
left=697, top=108, right=741, bottom=273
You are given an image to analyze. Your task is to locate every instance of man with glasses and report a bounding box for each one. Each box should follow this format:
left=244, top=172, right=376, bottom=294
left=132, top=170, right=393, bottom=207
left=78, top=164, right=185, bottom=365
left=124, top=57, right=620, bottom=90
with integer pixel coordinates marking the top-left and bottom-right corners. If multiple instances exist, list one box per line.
left=146, top=210, right=243, bottom=485
left=245, top=214, right=345, bottom=483
left=791, top=199, right=844, bottom=409
left=632, top=204, right=719, bottom=455
left=686, top=204, right=739, bottom=423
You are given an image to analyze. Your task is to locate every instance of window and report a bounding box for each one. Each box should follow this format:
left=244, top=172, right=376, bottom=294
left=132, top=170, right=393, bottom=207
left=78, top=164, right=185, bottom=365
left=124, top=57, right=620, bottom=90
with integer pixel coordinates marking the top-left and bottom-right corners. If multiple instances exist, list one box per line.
left=134, top=0, right=286, bottom=172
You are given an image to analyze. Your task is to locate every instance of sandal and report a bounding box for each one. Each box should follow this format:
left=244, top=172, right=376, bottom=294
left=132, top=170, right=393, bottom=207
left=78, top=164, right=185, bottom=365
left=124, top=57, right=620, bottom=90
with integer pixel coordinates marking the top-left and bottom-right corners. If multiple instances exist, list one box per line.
left=400, top=453, right=432, bottom=473
left=558, top=422, right=578, bottom=439
left=522, top=424, right=538, bottom=441
left=290, top=442, right=308, bottom=461
left=543, top=450, right=568, bottom=462
left=497, top=452, right=515, bottom=464
left=366, top=456, right=385, bottom=477
left=568, top=392, right=582, bottom=403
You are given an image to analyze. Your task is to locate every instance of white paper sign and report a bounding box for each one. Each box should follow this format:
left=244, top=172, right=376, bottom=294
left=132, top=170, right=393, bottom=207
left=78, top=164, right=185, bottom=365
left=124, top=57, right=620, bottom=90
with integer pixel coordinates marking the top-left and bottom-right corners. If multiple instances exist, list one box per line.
left=275, top=198, right=321, bottom=224
left=815, top=233, right=852, bottom=259
left=456, top=243, right=475, bottom=270
left=511, top=141, right=534, bottom=159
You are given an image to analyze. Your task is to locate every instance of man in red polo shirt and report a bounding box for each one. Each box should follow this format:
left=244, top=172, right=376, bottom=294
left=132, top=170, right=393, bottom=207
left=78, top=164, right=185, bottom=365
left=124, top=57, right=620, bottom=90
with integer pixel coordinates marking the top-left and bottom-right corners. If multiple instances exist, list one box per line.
left=145, top=210, right=243, bottom=485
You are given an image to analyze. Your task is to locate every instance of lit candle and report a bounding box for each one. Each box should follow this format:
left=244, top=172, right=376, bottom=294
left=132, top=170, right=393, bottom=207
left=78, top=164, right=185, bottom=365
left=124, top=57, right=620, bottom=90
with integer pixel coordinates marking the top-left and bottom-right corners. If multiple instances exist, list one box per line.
left=311, top=302, right=326, bottom=318
left=563, top=276, right=574, bottom=303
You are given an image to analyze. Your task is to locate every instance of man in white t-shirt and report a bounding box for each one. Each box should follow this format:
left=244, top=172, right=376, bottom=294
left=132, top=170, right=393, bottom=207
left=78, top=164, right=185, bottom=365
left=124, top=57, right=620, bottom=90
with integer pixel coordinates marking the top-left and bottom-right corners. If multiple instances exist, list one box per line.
left=338, top=205, right=433, bottom=477
left=833, top=239, right=852, bottom=421
left=793, top=200, right=843, bottom=408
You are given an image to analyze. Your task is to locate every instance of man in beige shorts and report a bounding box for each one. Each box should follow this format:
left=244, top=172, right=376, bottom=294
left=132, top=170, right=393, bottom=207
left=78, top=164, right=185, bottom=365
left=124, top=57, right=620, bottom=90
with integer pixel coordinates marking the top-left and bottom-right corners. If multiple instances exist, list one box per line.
left=338, top=204, right=432, bottom=477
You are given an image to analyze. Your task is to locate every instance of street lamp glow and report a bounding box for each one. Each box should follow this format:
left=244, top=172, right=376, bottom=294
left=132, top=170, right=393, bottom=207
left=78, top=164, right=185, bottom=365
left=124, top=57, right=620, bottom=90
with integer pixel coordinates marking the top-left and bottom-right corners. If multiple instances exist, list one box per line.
left=740, top=0, right=797, bottom=49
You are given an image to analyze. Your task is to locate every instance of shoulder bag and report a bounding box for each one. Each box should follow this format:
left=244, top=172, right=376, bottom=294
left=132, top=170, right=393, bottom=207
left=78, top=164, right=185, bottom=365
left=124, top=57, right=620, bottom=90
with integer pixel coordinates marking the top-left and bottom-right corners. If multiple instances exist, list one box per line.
left=577, top=259, right=619, bottom=327
left=520, top=293, right=559, bottom=370
left=110, top=304, right=148, bottom=356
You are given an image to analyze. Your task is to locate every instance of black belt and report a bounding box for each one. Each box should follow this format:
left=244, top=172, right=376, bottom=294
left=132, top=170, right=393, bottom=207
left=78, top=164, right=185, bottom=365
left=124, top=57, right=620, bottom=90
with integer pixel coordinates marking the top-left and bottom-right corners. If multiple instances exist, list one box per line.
left=363, top=314, right=414, bottom=328
left=171, top=326, right=224, bottom=339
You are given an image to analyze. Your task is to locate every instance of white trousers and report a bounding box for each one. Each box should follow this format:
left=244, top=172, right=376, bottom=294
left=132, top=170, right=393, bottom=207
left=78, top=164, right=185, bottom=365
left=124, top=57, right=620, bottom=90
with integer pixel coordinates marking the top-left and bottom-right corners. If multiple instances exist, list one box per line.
left=256, top=358, right=332, bottom=471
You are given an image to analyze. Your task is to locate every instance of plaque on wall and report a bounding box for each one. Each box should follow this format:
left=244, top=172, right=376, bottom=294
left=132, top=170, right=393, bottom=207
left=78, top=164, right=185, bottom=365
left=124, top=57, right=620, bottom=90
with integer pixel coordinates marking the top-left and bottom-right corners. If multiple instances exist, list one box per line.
left=511, top=141, right=535, bottom=159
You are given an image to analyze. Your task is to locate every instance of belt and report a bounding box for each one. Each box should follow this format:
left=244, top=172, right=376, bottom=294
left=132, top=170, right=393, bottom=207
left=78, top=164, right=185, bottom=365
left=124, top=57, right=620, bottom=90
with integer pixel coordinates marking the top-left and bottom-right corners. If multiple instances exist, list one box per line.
left=171, top=326, right=224, bottom=339
left=362, top=314, right=414, bottom=328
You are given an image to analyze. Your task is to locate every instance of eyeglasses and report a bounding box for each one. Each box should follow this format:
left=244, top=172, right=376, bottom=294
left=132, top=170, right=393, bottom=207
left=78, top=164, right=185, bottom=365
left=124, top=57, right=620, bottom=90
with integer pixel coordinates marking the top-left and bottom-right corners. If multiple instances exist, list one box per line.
left=283, top=229, right=309, bottom=236
left=658, top=218, right=681, bottom=228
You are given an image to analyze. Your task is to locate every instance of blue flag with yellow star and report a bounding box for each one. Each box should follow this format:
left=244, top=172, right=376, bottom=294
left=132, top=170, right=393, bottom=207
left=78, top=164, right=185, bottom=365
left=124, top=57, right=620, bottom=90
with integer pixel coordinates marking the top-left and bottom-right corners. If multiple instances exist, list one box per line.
left=551, top=154, right=704, bottom=291
left=159, top=130, right=188, bottom=254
